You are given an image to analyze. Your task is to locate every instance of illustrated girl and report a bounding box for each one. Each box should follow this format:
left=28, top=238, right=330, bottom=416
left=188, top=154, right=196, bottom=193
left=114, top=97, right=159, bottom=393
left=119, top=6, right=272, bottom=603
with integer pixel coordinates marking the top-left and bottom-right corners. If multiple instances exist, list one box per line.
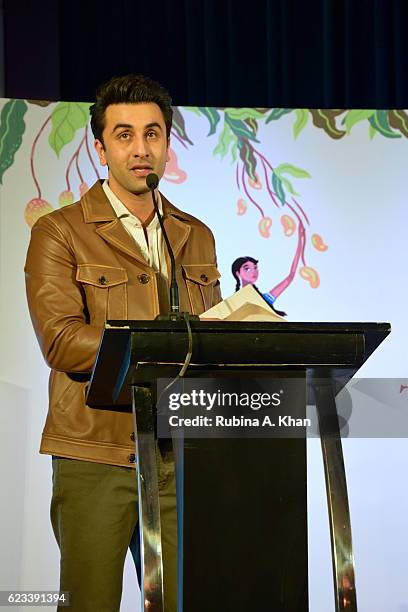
left=231, top=256, right=286, bottom=316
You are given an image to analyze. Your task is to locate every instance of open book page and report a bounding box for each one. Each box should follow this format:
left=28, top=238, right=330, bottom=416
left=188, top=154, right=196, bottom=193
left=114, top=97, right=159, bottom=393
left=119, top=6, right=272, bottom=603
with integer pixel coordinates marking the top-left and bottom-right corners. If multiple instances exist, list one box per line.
left=200, top=284, right=287, bottom=322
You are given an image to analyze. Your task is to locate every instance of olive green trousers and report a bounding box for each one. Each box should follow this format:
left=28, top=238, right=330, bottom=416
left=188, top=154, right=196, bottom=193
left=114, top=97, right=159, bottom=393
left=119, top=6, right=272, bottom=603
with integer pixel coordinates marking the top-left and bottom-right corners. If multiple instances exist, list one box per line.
left=50, top=450, right=177, bottom=612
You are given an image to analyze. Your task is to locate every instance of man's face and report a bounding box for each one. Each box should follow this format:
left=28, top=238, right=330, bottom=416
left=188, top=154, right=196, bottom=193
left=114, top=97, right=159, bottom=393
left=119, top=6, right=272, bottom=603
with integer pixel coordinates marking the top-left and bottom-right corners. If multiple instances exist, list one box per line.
left=94, top=102, right=170, bottom=197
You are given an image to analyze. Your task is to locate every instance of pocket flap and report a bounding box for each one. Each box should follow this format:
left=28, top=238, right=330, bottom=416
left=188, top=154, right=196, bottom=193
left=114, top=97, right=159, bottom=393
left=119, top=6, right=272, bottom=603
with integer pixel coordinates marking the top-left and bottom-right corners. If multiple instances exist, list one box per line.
left=76, top=264, right=128, bottom=287
left=182, top=264, right=221, bottom=285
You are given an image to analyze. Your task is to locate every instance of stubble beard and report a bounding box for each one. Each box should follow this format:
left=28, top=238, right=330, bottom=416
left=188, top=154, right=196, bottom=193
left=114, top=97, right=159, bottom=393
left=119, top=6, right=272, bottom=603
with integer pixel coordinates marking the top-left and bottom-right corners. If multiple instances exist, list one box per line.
left=129, top=183, right=151, bottom=196
left=111, top=171, right=152, bottom=199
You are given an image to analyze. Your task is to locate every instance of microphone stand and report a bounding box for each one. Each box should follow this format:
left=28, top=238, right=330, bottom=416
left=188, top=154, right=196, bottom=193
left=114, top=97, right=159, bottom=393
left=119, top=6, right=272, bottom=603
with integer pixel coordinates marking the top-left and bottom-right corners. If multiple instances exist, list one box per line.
left=146, top=173, right=199, bottom=322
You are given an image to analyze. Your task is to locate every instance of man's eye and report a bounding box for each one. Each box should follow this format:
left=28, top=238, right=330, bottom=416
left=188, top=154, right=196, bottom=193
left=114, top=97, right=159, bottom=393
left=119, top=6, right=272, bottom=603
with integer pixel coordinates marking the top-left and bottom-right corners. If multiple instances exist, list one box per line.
left=146, top=131, right=157, bottom=138
left=119, top=132, right=130, bottom=140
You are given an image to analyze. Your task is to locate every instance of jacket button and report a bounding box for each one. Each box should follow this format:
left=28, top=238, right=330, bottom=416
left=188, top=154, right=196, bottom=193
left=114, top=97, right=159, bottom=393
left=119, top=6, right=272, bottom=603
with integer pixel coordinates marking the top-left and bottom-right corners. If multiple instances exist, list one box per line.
left=128, top=453, right=136, bottom=463
left=130, top=432, right=135, bottom=442
left=98, top=276, right=107, bottom=285
left=137, top=273, right=150, bottom=284
left=200, top=274, right=208, bottom=283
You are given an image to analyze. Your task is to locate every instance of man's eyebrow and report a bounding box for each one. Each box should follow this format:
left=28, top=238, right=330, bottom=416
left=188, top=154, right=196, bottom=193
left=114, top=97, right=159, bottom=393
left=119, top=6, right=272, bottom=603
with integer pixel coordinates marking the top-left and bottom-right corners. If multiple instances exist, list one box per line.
left=112, top=123, right=132, bottom=133
left=111, top=122, right=163, bottom=133
left=145, top=122, right=163, bottom=131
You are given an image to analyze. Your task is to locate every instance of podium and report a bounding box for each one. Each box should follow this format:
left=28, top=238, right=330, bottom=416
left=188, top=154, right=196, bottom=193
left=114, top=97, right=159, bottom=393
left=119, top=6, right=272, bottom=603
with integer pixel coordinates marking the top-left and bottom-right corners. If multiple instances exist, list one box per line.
left=87, top=320, right=390, bottom=612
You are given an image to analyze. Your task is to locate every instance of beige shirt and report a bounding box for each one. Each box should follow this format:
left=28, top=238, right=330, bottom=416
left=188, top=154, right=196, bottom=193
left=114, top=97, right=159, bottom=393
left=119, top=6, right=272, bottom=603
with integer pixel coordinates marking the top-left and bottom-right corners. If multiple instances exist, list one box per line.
left=102, top=180, right=170, bottom=312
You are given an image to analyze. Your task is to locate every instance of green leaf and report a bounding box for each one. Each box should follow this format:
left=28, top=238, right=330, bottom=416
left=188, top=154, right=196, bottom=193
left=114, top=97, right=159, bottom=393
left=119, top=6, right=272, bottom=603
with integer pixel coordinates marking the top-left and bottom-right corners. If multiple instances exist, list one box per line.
left=49, top=102, right=91, bottom=156
left=293, top=109, right=309, bottom=139
left=273, top=162, right=310, bottom=196
left=274, top=163, right=311, bottom=179
left=0, top=99, right=27, bottom=185
left=172, top=107, right=193, bottom=145
left=183, top=106, right=201, bottom=116
left=369, top=124, right=377, bottom=140
left=368, top=110, right=402, bottom=139
left=198, top=107, right=221, bottom=136
left=225, top=113, right=259, bottom=142
left=280, top=176, right=299, bottom=196
left=272, top=172, right=286, bottom=206
left=265, top=108, right=293, bottom=124
left=224, top=107, right=265, bottom=121
left=343, top=109, right=376, bottom=134
left=231, top=141, right=238, bottom=162
left=213, top=121, right=237, bottom=159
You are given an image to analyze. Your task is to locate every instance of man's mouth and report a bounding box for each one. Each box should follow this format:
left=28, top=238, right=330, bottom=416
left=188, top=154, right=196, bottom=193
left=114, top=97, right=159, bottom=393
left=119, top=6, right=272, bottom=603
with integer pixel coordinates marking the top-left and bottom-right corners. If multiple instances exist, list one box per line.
left=130, top=165, right=153, bottom=177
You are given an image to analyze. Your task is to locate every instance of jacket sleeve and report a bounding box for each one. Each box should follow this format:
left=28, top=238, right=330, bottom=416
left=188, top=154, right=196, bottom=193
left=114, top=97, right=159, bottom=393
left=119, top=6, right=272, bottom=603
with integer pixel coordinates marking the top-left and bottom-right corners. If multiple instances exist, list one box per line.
left=210, top=229, right=222, bottom=307
left=24, top=214, right=102, bottom=373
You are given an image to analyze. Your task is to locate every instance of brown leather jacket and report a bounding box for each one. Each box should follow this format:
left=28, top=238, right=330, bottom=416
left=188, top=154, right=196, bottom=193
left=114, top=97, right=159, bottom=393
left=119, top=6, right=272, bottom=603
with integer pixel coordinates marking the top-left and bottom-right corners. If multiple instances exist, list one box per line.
left=25, top=181, right=221, bottom=467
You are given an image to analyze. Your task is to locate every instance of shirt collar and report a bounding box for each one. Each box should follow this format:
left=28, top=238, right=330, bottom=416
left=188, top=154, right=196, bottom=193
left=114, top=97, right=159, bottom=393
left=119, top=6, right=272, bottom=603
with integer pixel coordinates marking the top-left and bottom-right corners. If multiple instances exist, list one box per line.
left=102, top=179, right=163, bottom=229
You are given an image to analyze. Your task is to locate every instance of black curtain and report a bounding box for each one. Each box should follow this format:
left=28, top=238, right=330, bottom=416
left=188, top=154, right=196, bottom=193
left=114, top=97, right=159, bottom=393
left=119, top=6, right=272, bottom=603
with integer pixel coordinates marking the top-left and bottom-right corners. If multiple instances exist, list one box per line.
left=4, top=0, right=408, bottom=107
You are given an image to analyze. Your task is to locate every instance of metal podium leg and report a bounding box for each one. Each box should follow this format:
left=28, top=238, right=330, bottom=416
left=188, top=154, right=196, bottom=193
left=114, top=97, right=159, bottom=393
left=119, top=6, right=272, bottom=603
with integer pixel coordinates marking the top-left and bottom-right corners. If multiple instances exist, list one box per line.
left=172, top=430, right=184, bottom=612
left=314, top=380, right=358, bottom=612
left=132, top=385, right=164, bottom=612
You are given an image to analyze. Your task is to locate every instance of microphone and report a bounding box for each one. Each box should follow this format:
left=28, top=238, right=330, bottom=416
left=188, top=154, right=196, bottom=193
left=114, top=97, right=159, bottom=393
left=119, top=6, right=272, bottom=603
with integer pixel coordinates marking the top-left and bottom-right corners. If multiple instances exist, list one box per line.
left=146, top=173, right=180, bottom=315
left=146, top=173, right=159, bottom=191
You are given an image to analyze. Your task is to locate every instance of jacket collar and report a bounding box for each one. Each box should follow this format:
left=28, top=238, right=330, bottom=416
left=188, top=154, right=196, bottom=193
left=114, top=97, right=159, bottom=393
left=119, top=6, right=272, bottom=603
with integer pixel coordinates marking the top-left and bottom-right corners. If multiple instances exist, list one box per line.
left=80, top=180, right=191, bottom=264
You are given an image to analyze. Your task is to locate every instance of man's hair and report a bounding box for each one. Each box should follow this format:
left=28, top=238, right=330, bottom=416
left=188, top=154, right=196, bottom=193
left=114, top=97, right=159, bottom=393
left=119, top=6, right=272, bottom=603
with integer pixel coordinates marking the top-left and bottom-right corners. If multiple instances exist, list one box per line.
left=90, top=74, right=173, bottom=142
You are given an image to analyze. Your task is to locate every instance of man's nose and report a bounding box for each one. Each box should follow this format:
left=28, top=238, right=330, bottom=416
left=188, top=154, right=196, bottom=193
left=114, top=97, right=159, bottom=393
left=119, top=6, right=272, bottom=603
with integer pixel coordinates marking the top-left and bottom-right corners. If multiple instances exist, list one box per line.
left=131, top=135, right=149, bottom=157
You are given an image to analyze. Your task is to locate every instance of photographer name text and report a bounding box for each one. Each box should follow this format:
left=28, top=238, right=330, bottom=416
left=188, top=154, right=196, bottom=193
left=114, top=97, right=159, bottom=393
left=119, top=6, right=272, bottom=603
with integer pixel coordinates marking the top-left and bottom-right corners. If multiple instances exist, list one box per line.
left=168, top=415, right=311, bottom=428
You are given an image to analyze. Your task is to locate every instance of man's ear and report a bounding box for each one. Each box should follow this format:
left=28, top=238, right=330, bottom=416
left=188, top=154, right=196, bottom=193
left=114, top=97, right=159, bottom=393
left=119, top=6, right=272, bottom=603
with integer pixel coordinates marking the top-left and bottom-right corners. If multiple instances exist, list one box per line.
left=94, top=139, right=107, bottom=166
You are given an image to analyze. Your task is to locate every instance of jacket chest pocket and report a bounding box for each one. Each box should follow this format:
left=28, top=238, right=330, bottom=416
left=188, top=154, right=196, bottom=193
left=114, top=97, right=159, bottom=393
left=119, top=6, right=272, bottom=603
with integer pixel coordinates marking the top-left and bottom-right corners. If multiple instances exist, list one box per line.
left=182, top=264, right=221, bottom=315
left=76, top=264, right=128, bottom=324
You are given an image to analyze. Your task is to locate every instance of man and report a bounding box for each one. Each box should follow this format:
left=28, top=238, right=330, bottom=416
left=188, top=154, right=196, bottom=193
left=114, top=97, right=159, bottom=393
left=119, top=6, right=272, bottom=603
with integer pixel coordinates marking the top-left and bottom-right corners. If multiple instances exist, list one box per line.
left=25, top=74, right=222, bottom=611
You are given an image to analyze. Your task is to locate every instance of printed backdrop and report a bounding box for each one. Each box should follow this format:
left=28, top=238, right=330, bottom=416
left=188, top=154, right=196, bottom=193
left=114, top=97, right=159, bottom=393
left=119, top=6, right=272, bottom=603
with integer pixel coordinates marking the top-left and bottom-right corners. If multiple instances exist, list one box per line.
left=0, top=99, right=407, bottom=611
